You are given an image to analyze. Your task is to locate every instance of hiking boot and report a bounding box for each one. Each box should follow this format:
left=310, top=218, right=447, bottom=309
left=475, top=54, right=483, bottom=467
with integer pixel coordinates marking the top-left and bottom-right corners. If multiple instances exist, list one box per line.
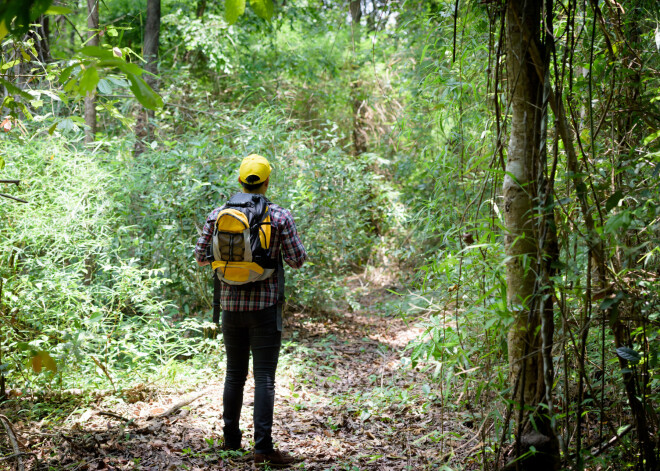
left=254, top=449, right=296, bottom=468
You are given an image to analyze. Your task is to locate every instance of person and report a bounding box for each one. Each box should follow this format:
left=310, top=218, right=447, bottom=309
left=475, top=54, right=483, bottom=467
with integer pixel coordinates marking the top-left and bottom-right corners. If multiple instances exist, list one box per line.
left=194, top=154, right=307, bottom=468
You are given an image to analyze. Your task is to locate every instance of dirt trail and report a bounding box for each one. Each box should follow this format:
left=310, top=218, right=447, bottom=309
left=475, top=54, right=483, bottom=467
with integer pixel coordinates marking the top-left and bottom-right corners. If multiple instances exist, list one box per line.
left=7, top=287, right=484, bottom=470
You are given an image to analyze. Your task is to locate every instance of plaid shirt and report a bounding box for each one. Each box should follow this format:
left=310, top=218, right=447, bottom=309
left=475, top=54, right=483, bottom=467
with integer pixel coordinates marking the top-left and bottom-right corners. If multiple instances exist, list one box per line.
left=194, top=198, right=306, bottom=311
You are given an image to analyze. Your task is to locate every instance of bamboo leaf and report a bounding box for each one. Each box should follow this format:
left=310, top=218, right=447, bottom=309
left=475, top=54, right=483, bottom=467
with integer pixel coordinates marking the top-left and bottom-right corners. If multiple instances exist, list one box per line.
left=643, top=129, right=660, bottom=145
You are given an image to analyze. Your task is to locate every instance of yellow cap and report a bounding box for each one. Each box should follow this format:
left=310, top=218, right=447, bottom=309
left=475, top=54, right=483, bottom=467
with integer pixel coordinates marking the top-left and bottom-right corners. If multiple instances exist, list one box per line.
left=239, top=154, right=271, bottom=184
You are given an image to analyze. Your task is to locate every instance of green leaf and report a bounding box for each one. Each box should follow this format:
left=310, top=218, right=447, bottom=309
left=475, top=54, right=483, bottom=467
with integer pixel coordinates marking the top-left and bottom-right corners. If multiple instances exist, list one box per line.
left=0, top=20, right=8, bottom=42
left=58, top=65, right=76, bottom=84
left=107, top=76, right=129, bottom=87
left=604, top=210, right=632, bottom=234
left=599, top=297, right=618, bottom=311
left=599, top=291, right=624, bottom=311
left=225, top=0, right=246, bottom=24
left=44, top=6, right=72, bottom=15
left=643, top=129, right=660, bottom=146
left=0, top=155, right=4, bottom=170
left=1, top=59, right=22, bottom=70
left=81, top=45, right=115, bottom=60
left=250, top=0, right=274, bottom=20
left=0, top=78, right=32, bottom=100
left=79, top=66, right=99, bottom=96
left=97, top=59, right=143, bottom=76
left=126, top=73, right=163, bottom=110
left=616, top=347, right=641, bottom=364
left=16, top=101, right=32, bottom=120
left=97, top=78, right=112, bottom=94
left=605, top=190, right=623, bottom=212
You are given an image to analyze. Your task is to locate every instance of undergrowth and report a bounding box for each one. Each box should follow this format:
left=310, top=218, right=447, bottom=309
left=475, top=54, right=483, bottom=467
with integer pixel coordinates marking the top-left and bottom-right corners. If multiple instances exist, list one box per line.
left=0, top=104, right=406, bottom=396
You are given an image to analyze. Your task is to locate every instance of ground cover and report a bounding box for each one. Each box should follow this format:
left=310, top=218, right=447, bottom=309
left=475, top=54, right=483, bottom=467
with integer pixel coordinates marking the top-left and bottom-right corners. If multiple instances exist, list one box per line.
left=0, top=280, right=490, bottom=471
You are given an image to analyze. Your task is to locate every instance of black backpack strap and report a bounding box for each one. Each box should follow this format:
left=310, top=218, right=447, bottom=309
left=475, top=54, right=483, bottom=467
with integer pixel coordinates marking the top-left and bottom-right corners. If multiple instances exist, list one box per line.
left=212, top=272, right=221, bottom=325
left=276, top=252, right=285, bottom=332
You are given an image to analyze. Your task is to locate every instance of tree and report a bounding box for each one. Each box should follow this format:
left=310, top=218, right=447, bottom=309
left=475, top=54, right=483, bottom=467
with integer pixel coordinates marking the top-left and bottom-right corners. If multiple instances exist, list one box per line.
left=84, top=0, right=99, bottom=144
left=134, top=0, right=160, bottom=155
left=502, top=0, right=559, bottom=468
left=196, top=0, right=207, bottom=19
left=350, top=0, right=367, bottom=155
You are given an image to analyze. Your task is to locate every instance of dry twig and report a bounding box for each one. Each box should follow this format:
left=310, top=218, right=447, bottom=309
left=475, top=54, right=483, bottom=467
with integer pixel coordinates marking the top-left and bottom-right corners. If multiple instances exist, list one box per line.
left=0, top=414, right=25, bottom=471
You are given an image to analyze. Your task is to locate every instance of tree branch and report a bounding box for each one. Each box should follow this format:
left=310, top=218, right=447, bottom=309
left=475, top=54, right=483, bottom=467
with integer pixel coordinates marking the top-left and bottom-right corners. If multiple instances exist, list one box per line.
left=0, top=193, right=28, bottom=203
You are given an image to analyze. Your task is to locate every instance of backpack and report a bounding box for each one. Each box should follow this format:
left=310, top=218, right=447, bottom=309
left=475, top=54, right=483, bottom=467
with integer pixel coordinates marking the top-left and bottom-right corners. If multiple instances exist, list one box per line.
left=209, top=193, right=277, bottom=285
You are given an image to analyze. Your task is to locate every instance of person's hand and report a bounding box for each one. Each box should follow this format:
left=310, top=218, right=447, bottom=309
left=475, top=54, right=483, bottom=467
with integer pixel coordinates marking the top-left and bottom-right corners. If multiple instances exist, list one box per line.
left=197, top=259, right=210, bottom=267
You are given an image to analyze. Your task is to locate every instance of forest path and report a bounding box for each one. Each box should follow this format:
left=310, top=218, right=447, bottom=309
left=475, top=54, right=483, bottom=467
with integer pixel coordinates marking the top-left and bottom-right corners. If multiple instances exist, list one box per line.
left=18, top=284, right=482, bottom=470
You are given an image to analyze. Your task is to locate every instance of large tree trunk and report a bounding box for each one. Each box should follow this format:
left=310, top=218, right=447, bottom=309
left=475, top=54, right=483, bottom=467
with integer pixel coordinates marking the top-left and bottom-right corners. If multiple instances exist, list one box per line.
left=84, top=0, right=99, bottom=144
left=502, top=0, right=559, bottom=469
left=350, top=0, right=367, bottom=155
left=134, top=0, right=161, bottom=155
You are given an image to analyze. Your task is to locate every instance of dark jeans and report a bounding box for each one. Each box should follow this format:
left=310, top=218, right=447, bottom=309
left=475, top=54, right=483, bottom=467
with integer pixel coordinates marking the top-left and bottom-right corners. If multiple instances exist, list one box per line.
left=222, top=304, right=281, bottom=454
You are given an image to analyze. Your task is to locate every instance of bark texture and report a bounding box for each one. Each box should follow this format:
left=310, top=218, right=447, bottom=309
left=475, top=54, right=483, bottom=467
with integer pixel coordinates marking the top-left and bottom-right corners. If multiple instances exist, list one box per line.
left=84, top=0, right=99, bottom=144
left=134, top=0, right=161, bottom=155
left=503, top=0, right=559, bottom=469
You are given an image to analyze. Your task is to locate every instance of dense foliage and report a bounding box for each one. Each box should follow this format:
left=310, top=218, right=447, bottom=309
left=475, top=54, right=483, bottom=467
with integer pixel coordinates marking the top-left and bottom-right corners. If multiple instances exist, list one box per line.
left=1, top=0, right=659, bottom=469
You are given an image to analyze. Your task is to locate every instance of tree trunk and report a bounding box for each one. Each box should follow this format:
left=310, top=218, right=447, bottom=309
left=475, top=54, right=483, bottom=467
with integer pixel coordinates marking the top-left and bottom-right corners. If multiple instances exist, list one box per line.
left=502, top=0, right=559, bottom=469
left=134, top=0, right=161, bottom=155
left=196, top=0, right=207, bottom=19
left=350, top=0, right=367, bottom=155
left=84, top=0, right=99, bottom=144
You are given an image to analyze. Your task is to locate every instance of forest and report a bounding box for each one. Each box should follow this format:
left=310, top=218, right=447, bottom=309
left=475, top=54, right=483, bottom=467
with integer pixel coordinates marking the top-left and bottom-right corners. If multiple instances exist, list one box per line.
left=0, top=0, right=659, bottom=469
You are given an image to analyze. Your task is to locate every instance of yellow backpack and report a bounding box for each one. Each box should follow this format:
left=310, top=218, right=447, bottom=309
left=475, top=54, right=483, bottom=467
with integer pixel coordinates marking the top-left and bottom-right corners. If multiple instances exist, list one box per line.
left=210, top=193, right=277, bottom=285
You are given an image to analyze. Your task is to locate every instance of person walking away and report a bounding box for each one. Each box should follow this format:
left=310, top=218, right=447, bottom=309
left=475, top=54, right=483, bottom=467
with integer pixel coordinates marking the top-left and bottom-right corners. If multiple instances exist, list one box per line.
left=194, top=154, right=307, bottom=468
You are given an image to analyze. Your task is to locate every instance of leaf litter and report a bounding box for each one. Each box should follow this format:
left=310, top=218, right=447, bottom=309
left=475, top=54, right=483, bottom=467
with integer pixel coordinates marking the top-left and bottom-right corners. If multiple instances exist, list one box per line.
left=1, top=286, right=487, bottom=470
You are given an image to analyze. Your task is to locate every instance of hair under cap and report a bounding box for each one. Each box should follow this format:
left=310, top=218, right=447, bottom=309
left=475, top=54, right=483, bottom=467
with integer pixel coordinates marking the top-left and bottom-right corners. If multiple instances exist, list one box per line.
left=239, top=154, right=272, bottom=184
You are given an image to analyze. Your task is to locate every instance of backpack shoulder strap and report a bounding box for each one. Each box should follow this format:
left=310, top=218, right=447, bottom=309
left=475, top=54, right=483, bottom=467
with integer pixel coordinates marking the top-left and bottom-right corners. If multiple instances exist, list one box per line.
left=212, top=272, right=221, bottom=325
